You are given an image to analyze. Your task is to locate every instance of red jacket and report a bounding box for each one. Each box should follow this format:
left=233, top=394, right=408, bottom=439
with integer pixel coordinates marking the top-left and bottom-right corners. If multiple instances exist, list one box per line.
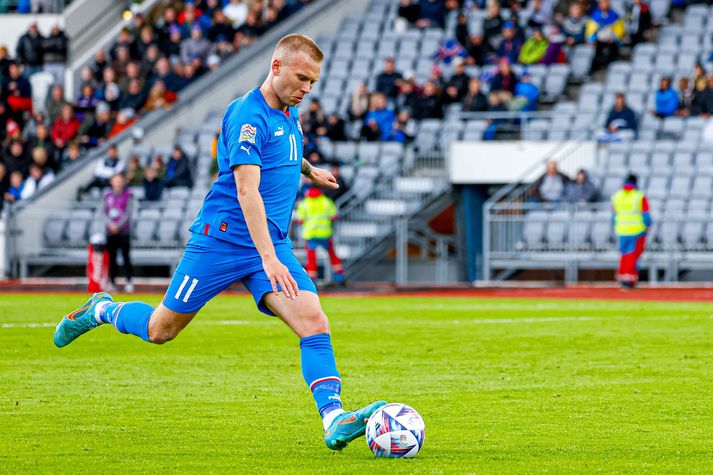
left=52, top=117, right=80, bottom=142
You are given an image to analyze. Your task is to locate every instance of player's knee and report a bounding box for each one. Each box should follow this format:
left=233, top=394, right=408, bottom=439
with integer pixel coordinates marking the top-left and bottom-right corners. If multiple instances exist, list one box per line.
left=148, top=322, right=181, bottom=344
left=302, top=309, right=330, bottom=335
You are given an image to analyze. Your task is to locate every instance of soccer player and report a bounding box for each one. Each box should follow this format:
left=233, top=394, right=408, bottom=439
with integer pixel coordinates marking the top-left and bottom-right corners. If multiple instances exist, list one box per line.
left=53, top=34, right=386, bottom=450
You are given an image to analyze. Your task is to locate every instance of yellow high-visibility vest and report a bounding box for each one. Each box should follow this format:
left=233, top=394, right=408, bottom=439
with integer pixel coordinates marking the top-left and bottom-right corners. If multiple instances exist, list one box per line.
left=611, top=188, right=647, bottom=236
left=296, top=195, right=336, bottom=240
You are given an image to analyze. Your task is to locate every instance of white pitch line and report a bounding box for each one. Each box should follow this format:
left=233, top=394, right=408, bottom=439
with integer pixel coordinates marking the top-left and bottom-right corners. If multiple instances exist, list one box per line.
left=1, top=314, right=710, bottom=330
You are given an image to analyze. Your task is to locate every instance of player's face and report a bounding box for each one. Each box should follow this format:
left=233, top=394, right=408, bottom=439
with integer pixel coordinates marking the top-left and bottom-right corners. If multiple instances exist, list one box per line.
left=275, top=51, right=320, bottom=107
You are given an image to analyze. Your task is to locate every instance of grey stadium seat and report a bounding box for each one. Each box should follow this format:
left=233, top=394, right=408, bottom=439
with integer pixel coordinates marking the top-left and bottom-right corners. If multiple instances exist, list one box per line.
left=522, top=211, right=548, bottom=248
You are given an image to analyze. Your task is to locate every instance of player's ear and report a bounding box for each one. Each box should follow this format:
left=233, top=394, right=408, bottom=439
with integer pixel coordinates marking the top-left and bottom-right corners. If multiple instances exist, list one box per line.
left=272, top=58, right=281, bottom=76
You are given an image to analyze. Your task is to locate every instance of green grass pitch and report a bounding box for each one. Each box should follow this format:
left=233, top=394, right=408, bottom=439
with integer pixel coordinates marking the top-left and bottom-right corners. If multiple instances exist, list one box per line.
left=1, top=294, right=712, bottom=473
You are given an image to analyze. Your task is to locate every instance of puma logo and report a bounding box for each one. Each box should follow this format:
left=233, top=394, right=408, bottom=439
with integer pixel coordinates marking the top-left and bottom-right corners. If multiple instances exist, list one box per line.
left=240, top=145, right=251, bottom=155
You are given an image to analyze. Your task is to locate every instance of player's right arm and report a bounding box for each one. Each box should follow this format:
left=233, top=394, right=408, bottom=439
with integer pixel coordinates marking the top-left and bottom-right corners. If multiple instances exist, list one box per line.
left=234, top=165, right=298, bottom=299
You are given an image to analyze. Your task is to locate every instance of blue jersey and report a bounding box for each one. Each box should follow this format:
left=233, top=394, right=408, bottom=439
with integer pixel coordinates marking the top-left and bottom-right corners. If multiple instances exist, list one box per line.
left=190, top=87, right=304, bottom=248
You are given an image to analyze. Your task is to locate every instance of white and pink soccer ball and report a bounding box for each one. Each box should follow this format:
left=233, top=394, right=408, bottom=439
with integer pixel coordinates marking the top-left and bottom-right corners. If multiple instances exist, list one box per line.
left=365, top=403, right=425, bottom=458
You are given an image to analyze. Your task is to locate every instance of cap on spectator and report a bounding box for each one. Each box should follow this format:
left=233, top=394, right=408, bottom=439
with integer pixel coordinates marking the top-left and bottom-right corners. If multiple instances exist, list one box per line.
left=169, top=25, right=181, bottom=36
left=216, top=34, right=227, bottom=43
left=503, top=21, right=514, bottom=29
left=96, top=101, right=111, bottom=115
left=192, top=23, right=202, bottom=32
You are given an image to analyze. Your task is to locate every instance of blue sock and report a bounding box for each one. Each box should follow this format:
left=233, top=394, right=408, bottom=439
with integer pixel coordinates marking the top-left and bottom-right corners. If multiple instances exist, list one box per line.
left=100, top=302, right=153, bottom=342
left=299, top=333, right=343, bottom=417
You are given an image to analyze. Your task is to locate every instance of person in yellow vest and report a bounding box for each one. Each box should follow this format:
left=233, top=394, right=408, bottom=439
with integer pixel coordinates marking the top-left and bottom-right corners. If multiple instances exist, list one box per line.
left=296, top=187, right=345, bottom=284
left=611, top=174, right=651, bottom=288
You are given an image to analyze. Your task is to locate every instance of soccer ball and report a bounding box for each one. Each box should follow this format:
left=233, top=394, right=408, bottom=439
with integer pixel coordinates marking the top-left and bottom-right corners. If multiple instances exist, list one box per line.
left=365, top=403, right=425, bottom=458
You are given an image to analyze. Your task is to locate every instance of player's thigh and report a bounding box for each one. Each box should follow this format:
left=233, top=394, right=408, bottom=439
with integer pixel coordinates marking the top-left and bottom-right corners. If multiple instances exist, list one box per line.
left=263, top=290, right=330, bottom=338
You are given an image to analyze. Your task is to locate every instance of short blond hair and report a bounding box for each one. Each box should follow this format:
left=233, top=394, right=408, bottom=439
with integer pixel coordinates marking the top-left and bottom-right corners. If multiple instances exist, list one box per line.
left=274, top=34, right=323, bottom=63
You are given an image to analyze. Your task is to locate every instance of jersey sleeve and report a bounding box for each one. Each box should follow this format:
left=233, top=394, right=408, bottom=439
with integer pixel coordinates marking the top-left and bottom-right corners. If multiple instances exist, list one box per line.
left=224, top=106, right=268, bottom=169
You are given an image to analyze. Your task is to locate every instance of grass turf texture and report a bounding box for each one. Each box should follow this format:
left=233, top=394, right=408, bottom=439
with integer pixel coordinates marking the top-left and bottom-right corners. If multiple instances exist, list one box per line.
left=1, top=294, right=712, bottom=473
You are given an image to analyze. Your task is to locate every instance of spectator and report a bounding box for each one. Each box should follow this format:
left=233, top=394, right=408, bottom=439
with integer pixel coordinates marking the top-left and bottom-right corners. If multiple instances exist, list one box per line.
left=693, top=63, right=707, bottom=92
left=143, top=165, right=163, bottom=201
left=45, top=84, right=67, bottom=125
left=119, top=79, right=148, bottom=113
left=512, top=72, right=540, bottom=111
left=0, top=46, right=12, bottom=77
left=163, top=145, right=193, bottom=188
left=306, top=99, right=326, bottom=132
left=541, top=24, right=566, bottom=65
left=27, top=123, right=56, bottom=169
left=20, top=162, right=54, bottom=200
left=653, top=76, right=678, bottom=118
left=362, top=93, right=396, bottom=141
left=118, top=61, right=145, bottom=95
left=490, top=58, right=518, bottom=97
left=79, top=101, right=112, bottom=148
left=692, top=76, right=713, bottom=117
left=412, top=80, right=444, bottom=119
left=496, top=22, right=523, bottom=64
left=626, top=0, right=652, bottom=46
left=530, top=160, right=571, bottom=202
left=375, top=58, right=403, bottom=100
left=586, top=0, right=625, bottom=71
left=566, top=169, right=599, bottom=203
left=92, top=49, right=109, bottom=83
left=518, top=27, right=548, bottom=64
left=387, top=110, right=417, bottom=143
left=30, top=146, right=53, bottom=174
left=4, top=140, right=30, bottom=177
left=208, top=10, right=236, bottom=42
left=483, top=92, right=508, bottom=140
left=136, top=25, right=157, bottom=60
left=395, top=76, right=419, bottom=115
left=108, top=109, right=138, bottom=138
left=523, top=0, right=554, bottom=30
left=125, top=155, right=144, bottom=186
left=677, top=77, right=694, bottom=117
left=104, top=173, right=134, bottom=293
left=349, top=82, right=369, bottom=121
left=324, top=114, right=347, bottom=142
left=432, top=38, right=467, bottom=65
left=323, top=163, right=348, bottom=202
left=149, top=57, right=181, bottom=94
left=60, top=141, right=82, bottom=171
left=598, top=92, right=637, bottom=141
left=462, top=78, right=488, bottom=112
left=51, top=104, right=81, bottom=152
left=223, top=0, right=249, bottom=28
left=80, top=144, right=124, bottom=196
left=4, top=63, right=33, bottom=115
left=151, top=154, right=167, bottom=179
left=483, top=1, right=505, bottom=53
left=443, top=59, right=469, bottom=104
left=416, top=0, right=446, bottom=28
left=42, top=25, right=68, bottom=85
left=181, top=24, right=212, bottom=65
left=0, top=163, right=6, bottom=211
left=398, top=0, right=421, bottom=25
left=561, top=2, right=586, bottom=46
left=4, top=170, right=24, bottom=204
left=15, top=22, right=44, bottom=76
left=74, top=84, right=98, bottom=121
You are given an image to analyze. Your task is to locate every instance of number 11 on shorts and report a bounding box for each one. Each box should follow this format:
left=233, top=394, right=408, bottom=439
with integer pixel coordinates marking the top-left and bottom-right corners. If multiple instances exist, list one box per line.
left=174, top=275, right=199, bottom=303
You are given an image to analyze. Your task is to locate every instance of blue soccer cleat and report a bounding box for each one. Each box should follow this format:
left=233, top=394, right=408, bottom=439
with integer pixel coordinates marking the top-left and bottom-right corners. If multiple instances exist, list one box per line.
left=324, top=400, right=388, bottom=450
left=53, top=292, right=114, bottom=348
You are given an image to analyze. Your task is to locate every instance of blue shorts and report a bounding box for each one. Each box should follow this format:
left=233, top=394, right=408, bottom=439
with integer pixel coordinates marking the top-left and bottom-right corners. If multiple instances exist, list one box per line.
left=162, top=233, right=317, bottom=316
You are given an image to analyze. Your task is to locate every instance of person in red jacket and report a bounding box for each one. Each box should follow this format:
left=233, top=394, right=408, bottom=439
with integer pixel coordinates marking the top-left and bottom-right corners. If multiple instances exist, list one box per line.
left=51, top=104, right=80, bottom=153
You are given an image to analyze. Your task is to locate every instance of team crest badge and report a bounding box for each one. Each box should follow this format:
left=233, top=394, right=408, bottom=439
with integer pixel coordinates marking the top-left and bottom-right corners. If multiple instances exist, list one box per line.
left=239, top=124, right=257, bottom=143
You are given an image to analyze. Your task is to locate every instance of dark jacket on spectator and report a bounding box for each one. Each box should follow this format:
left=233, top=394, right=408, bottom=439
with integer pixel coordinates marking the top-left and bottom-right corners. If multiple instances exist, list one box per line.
left=566, top=180, right=599, bottom=203
left=605, top=105, right=637, bottom=132
left=418, top=0, right=446, bottom=28
left=163, top=156, right=193, bottom=188
left=375, top=71, right=403, bottom=99
left=399, top=1, right=420, bottom=23
left=490, top=71, right=518, bottom=94
left=43, top=31, right=68, bottom=63
left=463, top=91, right=488, bottom=112
left=692, top=88, right=713, bottom=115
left=143, top=176, right=163, bottom=201
left=16, top=31, right=44, bottom=66
left=412, top=93, right=444, bottom=119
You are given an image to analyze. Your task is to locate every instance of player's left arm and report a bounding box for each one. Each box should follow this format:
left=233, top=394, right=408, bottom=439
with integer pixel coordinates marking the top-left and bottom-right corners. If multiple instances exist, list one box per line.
left=301, top=159, right=338, bottom=189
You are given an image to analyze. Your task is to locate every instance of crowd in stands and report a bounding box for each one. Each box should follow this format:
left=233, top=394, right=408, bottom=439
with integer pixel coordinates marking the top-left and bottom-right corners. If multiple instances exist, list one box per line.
left=599, top=63, right=713, bottom=142
left=1, top=0, right=65, bottom=14
left=0, top=0, right=311, bottom=210
left=528, top=160, right=600, bottom=202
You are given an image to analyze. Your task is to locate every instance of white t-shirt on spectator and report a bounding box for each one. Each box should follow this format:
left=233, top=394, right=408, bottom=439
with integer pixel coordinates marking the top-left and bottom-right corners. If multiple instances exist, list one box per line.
left=21, top=171, right=55, bottom=200
left=94, top=158, right=125, bottom=180
left=224, top=1, right=249, bottom=28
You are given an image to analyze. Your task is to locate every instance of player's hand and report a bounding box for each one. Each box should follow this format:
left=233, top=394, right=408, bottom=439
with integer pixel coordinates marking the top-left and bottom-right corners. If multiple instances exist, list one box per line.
left=306, top=167, right=339, bottom=189
left=262, top=255, right=299, bottom=299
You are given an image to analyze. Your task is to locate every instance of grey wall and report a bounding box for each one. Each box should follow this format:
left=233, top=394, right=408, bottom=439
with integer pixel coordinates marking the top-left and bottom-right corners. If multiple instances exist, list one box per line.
left=64, top=0, right=126, bottom=61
